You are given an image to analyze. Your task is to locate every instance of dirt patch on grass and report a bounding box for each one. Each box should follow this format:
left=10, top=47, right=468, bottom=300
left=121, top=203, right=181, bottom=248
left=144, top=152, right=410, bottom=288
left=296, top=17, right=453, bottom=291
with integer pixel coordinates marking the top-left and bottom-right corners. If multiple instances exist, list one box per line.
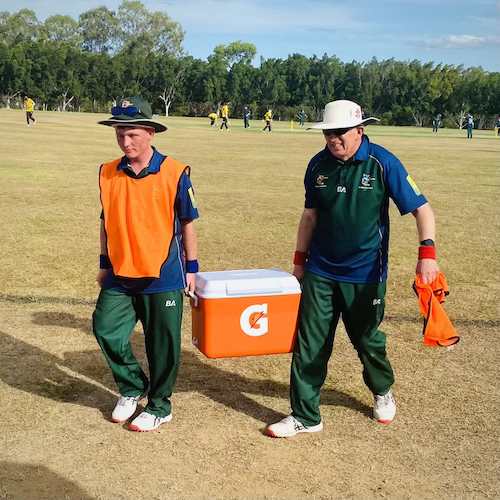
left=0, top=299, right=498, bottom=499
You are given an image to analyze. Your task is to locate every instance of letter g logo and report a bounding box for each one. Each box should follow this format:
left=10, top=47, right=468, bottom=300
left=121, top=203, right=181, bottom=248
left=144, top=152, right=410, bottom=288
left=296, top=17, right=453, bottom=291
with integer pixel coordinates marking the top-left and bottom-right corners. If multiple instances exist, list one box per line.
left=239, top=303, right=268, bottom=336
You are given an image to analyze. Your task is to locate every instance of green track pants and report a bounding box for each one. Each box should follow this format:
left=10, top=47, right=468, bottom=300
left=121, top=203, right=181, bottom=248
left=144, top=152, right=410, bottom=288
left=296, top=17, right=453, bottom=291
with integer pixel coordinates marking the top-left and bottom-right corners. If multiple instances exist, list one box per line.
left=290, top=270, right=394, bottom=426
left=92, top=288, right=184, bottom=417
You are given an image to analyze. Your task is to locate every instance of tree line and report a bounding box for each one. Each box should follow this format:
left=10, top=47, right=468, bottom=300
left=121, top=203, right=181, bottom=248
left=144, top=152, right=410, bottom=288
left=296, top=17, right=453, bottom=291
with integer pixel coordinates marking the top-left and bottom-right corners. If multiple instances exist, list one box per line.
left=1, top=3, right=499, bottom=128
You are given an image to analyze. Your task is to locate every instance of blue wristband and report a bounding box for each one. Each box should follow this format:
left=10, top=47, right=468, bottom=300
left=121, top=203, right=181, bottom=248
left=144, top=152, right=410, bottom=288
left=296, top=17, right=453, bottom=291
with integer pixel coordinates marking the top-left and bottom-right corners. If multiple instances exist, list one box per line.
left=99, top=254, right=111, bottom=269
left=185, top=259, right=199, bottom=273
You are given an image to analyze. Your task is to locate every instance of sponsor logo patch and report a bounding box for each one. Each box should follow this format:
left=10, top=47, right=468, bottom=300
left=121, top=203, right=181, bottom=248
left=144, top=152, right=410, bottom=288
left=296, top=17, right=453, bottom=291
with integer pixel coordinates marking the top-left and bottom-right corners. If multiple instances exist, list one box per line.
left=315, top=174, right=328, bottom=188
left=358, top=172, right=375, bottom=190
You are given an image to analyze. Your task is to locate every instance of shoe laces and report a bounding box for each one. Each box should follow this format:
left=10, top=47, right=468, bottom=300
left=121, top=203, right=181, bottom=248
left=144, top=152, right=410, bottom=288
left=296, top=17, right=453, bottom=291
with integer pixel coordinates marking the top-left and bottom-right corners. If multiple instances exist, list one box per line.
left=281, top=415, right=297, bottom=425
left=374, top=392, right=393, bottom=408
left=117, top=395, right=140, bottom=406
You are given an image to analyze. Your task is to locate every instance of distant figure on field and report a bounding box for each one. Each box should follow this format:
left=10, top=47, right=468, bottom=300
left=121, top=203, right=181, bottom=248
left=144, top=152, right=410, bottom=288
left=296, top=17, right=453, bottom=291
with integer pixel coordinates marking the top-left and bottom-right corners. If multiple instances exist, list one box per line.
left=496, top=117, right=500, bottom=136
left=263, top=109, right=272, bottom=132
left=93, top=97, right=199, bottom=432
left=432, top=114, right=441, bottom=133
left=243, top=106, right=251, bottom=128
left=466, top=113, right=474, bottom=138
left=208, top=112, right=218, bottom=126
left=266, top=99, right=439, bottom=438
left=23, top=96, right=36, bottom=126
left=220, top=103, right=229, bottom=130
left=298, top=109, right=307, bottom=127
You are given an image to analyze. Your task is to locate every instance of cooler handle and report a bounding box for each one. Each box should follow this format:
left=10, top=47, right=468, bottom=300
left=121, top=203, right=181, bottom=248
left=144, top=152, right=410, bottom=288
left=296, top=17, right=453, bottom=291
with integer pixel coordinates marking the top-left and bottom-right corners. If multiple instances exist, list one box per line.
left=187, top=290, right=198, bottom=308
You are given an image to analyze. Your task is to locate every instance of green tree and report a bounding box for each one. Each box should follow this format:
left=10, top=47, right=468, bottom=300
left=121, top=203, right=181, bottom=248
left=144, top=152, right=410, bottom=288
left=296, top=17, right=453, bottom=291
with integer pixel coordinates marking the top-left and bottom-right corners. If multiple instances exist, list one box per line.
left=42, top=15, right=81, bottom=45
left=0, top=42, right=24, bottom=107
left=283, top=53, right=311, bottom=107
left=226, top=61, right=259, bottom=116
left=78, top=6, right=119, bottom=53
left=213, top=41, right=256, bottom=68
left=308, top=54, right=343, bottom=120
left=257, top=57, right=288, bottom=117
left=0, top=9, right=40, bottom=43
left=116, top=0, right=184, bottom=57
left=204, top=50, right=228, bottom=112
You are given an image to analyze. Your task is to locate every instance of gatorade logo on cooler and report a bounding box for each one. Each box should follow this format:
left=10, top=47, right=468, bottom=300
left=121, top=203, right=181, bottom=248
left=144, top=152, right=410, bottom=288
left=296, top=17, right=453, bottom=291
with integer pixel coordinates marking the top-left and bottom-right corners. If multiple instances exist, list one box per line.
left=240, top=304, right=268, bottom=336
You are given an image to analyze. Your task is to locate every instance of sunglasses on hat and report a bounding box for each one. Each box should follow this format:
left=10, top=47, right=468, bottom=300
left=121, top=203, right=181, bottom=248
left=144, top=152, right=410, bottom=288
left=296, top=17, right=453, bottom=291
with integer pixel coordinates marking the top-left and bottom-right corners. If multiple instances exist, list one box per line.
left=110, top=105, right=142, bottom=116
left=322, top=127, right=354, bottom=137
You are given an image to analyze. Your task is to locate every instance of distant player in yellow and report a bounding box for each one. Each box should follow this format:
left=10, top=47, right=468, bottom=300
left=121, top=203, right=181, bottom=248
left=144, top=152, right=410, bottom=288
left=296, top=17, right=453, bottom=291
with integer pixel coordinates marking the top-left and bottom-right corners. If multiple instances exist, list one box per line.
left=208, top=112, right=218, bottom=126
left=263, top=109, right=272, bottom=132
left=23, top=96, right=36, bottom=126
left=220, top=103, right=229, bottom=130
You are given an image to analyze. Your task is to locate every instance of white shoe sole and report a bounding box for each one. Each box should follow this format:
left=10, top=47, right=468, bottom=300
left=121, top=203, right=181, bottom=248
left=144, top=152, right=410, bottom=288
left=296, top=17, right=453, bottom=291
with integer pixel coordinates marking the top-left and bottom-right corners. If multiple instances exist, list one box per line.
left=267, top=421, right=323, bottom=438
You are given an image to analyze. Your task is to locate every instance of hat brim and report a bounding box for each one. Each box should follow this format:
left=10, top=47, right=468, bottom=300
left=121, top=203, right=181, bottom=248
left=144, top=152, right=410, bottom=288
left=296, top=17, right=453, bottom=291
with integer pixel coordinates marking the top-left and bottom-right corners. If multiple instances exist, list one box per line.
left=307, top=117, right=379, bottom=130
left=98, top=117, right=167, bottom=133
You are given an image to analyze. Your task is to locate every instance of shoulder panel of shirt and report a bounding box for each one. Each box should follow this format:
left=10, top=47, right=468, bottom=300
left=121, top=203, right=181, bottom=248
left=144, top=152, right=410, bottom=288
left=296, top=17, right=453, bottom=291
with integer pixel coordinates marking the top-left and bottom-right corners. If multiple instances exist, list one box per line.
left=357, top=135, right=401, bottom=168
left=307, top=147, right=332, bottom=170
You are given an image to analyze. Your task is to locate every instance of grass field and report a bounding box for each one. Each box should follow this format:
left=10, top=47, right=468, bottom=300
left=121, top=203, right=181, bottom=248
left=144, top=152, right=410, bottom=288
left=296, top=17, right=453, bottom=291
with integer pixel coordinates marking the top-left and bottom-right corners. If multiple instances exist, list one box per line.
left=0, top=108, right=499, bottom=500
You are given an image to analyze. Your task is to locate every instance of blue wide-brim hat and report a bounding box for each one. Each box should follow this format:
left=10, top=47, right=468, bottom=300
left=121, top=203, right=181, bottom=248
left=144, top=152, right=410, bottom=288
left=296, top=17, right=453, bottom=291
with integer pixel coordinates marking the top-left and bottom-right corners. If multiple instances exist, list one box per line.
left=98, top=97, right=167, bottom=133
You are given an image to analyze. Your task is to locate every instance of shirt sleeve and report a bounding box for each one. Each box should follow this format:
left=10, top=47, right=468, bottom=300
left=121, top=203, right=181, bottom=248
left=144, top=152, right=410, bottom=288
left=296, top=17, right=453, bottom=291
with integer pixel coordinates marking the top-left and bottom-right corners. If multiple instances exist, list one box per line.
left=304, top=150, right=327, bottom=209
left=304, top=164, right=317, bottom=209
left=176, top=171, right=199, bottom=221
left=383, top=155, right=427, bottom=215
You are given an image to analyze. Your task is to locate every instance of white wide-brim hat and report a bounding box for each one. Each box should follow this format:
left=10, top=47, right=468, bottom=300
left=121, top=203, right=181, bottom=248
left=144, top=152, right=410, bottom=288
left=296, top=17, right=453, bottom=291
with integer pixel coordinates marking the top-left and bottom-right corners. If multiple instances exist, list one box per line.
left=308, top=100, right=379, bottom=130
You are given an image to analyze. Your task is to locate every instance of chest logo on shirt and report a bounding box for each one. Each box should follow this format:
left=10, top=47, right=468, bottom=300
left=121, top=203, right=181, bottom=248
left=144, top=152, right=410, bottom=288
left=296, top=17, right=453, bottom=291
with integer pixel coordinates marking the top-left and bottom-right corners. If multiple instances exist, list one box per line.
left=315, top=174, right=328, bottom=188
left=358, top=173, right=375, bottom=191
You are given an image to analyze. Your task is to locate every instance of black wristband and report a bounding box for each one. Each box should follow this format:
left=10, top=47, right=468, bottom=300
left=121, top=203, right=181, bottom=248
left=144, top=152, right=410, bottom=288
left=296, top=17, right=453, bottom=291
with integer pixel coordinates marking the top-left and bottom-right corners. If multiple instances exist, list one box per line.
left=420, top=239, right=435, bottom=246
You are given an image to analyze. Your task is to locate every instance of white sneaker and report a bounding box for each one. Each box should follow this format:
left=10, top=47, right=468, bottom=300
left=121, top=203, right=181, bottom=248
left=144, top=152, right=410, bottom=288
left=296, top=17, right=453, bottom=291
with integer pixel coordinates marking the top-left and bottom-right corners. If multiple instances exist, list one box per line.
left=129, top=411, right=172, bottom=432
left=111, top=394, right=143, bottom=423
left=267, top=414, right=323, bottom=438
left=373, top=390, right=396, bottom=423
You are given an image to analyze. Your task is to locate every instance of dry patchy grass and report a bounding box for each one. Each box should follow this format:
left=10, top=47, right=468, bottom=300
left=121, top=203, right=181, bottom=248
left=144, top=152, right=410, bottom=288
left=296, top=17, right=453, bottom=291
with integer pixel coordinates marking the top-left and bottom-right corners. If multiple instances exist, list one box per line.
left=0, top=109, right=499, bottom=499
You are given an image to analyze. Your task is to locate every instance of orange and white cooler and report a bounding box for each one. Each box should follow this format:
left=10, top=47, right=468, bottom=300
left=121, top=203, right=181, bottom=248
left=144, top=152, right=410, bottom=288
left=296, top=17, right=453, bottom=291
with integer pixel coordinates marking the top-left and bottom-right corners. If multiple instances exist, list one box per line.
left=190, top=268, right=301, bottom=358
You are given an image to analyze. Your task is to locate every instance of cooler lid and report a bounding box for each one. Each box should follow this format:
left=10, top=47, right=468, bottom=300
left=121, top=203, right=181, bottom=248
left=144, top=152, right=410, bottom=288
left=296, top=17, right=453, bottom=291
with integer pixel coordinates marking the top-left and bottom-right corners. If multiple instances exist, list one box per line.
left=194, top=268, right=301, bottom=298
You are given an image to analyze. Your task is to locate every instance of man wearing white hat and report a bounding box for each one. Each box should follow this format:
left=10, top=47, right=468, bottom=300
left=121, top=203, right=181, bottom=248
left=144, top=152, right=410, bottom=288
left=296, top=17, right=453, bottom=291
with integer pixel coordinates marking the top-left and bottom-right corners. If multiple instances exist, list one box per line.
left=267, top=100, right=439, bottom=437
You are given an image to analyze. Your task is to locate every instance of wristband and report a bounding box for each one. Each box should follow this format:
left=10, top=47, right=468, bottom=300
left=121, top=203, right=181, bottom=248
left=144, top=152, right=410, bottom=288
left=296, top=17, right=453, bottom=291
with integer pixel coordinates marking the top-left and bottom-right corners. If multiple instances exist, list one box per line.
left=186, top=259, right=199, bottom=273
left=293, top=251, right=308, bottom=266
left=99, top=254, right=111, bottom=269
left=418, top=245, right=436, bottom=260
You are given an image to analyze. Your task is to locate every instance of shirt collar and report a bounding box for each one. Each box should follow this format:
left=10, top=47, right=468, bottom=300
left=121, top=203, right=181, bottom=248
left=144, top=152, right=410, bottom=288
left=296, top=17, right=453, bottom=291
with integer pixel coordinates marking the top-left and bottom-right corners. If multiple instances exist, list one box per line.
left=116, top=147, right=164, bottom=172
left=353, top=134, right=370, bottom=161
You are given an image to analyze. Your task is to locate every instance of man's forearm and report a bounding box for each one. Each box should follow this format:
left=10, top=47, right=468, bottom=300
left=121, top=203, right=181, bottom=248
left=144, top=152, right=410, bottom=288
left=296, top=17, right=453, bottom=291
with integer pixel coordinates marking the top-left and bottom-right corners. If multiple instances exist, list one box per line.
left=181, top=220, right=197, bottom=260
left=411, top=202, right=436, bottom=242
left=100, top=220, right=108, bottom=255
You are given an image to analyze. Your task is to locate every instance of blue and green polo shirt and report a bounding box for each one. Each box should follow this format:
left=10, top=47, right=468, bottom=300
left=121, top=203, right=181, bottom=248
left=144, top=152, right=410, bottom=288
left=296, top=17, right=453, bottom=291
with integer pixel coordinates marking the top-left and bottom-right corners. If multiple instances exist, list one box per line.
left=304, top=135, right=426, bottom=283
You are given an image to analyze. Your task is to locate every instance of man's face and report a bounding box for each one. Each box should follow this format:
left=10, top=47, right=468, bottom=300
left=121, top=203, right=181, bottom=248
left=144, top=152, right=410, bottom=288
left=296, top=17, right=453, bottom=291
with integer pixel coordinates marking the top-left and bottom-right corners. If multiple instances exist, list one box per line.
left=115, top=126, right=154, bottom=159
left=323, top=126, right=363, bottom=161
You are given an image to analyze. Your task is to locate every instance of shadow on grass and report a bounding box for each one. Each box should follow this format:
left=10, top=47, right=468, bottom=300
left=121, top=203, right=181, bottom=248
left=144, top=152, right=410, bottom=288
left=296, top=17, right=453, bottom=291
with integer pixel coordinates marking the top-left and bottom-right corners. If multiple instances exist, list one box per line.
left=0, top=461, right=95, bottom=500
left=0, top=309, right=372, bottom=424
left=176, top=348, right=372, bottom=423
left=0, top=329, right=116, bottom=418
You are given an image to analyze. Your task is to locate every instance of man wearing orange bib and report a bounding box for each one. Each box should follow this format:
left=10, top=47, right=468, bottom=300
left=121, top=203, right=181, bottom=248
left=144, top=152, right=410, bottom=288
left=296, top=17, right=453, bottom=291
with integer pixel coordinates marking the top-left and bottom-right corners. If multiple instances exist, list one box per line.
left=93, top=97, right=199, bottom=432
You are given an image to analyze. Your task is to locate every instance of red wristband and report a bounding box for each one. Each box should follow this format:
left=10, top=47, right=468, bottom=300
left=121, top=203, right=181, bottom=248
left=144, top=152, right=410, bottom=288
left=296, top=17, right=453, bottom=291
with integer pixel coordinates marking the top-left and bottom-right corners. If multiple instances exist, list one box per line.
left=293, top=251, right=308, bottom=265
left=418, top=245, right=436, bottom=260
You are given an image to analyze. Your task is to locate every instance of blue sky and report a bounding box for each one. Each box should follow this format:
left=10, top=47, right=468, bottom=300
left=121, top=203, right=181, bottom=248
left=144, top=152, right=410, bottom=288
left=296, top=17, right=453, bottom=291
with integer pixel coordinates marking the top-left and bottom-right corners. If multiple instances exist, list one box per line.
left=2, top=0, right=499, bottom=71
